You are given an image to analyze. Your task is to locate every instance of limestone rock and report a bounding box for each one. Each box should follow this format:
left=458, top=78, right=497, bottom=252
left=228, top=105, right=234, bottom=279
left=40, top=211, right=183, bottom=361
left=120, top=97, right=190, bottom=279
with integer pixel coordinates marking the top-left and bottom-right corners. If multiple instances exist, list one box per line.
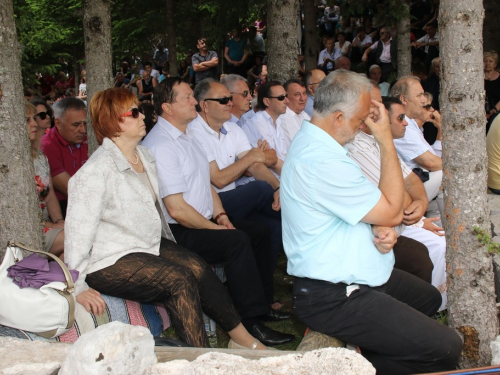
left=491, top=335, right=500, bottom=365
left=145, top=348, right=375, bottom=375
left=296, top=330, right=345, bottom=351
left=0, top=336, right=71, bottom=375
left=59, top=321, right=157, bottom=375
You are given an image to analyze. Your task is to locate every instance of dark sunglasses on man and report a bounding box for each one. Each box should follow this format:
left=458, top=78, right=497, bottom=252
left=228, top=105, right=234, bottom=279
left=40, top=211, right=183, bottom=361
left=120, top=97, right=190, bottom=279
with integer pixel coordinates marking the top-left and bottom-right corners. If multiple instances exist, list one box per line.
left=203, top=96, right=233, bottom=105
left=34, top=111, right=52, bottom=120
left=267, top=94, right=287, bottom=101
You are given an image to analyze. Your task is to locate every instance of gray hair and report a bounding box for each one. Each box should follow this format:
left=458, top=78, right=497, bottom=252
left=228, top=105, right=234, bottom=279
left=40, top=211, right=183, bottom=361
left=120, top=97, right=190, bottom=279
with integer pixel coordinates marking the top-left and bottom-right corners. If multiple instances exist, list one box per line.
left=193, top=78, right=216, bottom=103
left=53, top=97, right=86, bottom=120
left=389, top=75, right=421, bottom=100
left=220, top=74, right=247, bottom=92
left=313, top=70, right=371, bottom=120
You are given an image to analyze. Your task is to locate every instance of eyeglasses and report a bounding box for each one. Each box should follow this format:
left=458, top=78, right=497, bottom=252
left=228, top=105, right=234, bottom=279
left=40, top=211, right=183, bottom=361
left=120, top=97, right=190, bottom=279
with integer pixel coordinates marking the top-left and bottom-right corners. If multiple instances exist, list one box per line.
left=308, top=82, right=321, bottom=86
left=231, top=91, right=250, bottom=98
left=120, top=108, right=140, bottom=118
left=34, top=111, right=52, bottom=120
left=203, top=96, right=233, bottom=105
left=422, top=104, right=433, bottom=111
left=266, top=94, right=287, bottom=101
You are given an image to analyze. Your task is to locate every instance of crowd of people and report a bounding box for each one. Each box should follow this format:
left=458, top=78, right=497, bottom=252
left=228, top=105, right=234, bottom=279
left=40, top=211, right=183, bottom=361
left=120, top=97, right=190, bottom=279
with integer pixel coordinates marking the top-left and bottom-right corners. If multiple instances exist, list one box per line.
left=20, top=0, right=500, bottom=373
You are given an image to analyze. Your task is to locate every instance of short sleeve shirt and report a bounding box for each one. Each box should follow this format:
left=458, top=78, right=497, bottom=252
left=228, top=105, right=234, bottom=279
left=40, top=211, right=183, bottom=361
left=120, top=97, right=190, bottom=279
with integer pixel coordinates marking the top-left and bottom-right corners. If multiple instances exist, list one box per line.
left=191, top=51, right=218, bottom=83
left=281, top=121, right=394, bottom=287
left=141, top=117, right=213, bottom=223
left=393, top=117, right=437, bottom=170
left=279, top=107, right=311, bottom=153
left=188, top=115, right=251, bottom=193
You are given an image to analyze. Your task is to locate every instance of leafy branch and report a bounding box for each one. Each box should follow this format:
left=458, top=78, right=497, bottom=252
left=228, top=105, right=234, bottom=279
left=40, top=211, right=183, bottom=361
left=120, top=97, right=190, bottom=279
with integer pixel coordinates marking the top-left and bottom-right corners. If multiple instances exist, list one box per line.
left=473, top=226, right=500, bottom=255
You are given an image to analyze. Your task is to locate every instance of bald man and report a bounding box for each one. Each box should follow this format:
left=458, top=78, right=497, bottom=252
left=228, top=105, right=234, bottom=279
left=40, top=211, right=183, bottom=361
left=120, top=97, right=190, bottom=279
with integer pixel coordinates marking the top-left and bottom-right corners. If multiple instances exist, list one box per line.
left=304, top=69, right=326, bottom=117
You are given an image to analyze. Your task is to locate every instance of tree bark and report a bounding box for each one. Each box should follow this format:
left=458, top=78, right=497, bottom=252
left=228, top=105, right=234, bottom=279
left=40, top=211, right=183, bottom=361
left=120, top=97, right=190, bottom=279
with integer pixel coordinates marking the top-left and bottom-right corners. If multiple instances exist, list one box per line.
left=440, top=0, right=498, bottom=367
left=397, top=0, right=411, bottom=78
left=0, top=0, right=43, bottom=258
left=166, top=0, right=178, bottom=77
left=83, top=0, right=113, bottom=155
left=303, top=0, right=318, bottom=71
left=267, top=0, right=300, bottom=83
left=483, top=0, right=500, bottom=53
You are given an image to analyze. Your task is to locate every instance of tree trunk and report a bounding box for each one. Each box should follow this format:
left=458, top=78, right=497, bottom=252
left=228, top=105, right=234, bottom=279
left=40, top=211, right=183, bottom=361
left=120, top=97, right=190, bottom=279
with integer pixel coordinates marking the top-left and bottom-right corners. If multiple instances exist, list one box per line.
left=83, top=0, right=113, bottom=155
left=166, top=0, right=178, bottom=77
left=303, top=0, right=318, bottom=71
left=397, top=0, right=411, bottom=78
left=0, top=0, right=43, bottom=258
left=440, top=0, right=498, bottom=367
left=483, top=0, right=500, bottom=53
left=267, top=0, right=300, bottom=83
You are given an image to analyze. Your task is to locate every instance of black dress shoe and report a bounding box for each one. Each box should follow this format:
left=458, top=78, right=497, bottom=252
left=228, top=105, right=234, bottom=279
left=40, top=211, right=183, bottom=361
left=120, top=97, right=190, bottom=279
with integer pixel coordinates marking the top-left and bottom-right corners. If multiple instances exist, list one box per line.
left=249, top=322, right=295, bottom=346
left=259, top=309, right=293, bottom=322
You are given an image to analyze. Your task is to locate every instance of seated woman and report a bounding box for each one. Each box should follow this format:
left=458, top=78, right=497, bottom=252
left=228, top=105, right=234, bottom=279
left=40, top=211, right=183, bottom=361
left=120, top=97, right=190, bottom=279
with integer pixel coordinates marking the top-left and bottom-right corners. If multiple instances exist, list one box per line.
left=65, top=88, right=269, bottom=350
left=26, top=102, right=65, bottom=259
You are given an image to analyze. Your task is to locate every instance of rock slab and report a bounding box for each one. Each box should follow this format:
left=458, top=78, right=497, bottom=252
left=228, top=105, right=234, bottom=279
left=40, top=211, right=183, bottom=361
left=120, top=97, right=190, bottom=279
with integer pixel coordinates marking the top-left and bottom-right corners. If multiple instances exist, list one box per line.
left=0, top=336, right=71, bottom=375
left=145, top=347, right=375, bottom=375
left=59, top=321, right=157, bottom=375
left=491, top=335, right=500, bottom=365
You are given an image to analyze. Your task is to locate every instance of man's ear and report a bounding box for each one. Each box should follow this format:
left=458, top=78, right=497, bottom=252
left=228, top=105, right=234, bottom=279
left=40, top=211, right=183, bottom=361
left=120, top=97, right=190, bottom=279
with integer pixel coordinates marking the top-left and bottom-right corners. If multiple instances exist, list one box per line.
left=263, top=97, right=270, bottom=108
left=161, top=102, right=172, bottom=115
left=331, top=111, right=344, bottom=127
left=399, top=95, right=408, bottom=106
left=54, top=118, right=62, bottom=130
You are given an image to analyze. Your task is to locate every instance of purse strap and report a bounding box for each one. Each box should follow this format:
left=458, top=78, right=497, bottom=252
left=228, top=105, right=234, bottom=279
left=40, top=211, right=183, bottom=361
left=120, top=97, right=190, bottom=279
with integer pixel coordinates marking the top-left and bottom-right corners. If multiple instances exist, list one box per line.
left=8, top=240, right=75, bottom=294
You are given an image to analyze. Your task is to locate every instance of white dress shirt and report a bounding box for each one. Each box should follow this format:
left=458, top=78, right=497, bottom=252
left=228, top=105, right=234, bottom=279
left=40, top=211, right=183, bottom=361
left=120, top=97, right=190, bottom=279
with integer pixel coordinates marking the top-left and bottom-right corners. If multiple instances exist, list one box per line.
left=279, top=106, right=311, bottom=152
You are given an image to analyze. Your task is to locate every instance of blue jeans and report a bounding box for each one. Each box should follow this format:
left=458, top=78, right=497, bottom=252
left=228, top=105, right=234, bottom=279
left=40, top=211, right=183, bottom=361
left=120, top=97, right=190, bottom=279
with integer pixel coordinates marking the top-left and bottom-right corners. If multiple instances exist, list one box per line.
left=292, top=269, right=462, bottom=374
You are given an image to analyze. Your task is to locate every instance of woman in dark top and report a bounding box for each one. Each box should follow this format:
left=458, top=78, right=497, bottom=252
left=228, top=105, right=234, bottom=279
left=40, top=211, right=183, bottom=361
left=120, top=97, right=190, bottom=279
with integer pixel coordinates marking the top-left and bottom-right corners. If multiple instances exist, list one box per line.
left=484, top=51, right=500, bottom=131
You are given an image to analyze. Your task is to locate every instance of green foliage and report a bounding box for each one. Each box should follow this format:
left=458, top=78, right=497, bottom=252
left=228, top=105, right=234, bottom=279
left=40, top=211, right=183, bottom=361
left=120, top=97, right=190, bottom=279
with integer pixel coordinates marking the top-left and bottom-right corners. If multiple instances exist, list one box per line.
left=473, top=226, right=500, bottom=255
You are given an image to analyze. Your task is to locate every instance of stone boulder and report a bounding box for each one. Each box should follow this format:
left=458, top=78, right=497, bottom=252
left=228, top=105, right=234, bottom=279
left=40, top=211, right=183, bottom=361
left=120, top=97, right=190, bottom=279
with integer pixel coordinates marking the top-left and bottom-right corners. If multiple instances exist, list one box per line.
left=0, top=336, right=71, bottom=375
left=59, top=321, right=156, bottom=375
left=145, top=348, right=375, bottom=375
left=296, top=329, right=345, bottom=351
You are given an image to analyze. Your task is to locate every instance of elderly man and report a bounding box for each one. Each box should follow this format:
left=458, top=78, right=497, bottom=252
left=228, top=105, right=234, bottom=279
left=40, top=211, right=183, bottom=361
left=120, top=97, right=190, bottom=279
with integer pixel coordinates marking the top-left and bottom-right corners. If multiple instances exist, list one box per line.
left=142, top=78, right=294, bottom=346
left=241, top=81, right=289, bottom=177
left=188, top=78, right=283, bottom=268
left=279, top=79, right=311, bottom=151
left=362, top=26, right=397, bottom=82
left=282, top=69, right=461, bottom=374
left=390, top=76, right=443, bottom=220
left=41, top=97, right=88, bottom=216
left=346, top=89, right=447, bottom=310
left=334, top=56, right=351, bottom=71
left=304, top=69, right=326, bottom=117
left=192, top=38, right=219, bottom=85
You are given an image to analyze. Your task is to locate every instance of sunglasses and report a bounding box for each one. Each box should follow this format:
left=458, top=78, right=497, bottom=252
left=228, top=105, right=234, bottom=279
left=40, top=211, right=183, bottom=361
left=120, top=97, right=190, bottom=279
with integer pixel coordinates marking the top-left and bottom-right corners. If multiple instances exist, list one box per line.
left=34, top=111, right=52, bottom=120
left=396, top=114, right=406, bottom=121
left=267, top=94, right=287, bottom=101
left=422, top=104, right=433, bottom=111
left=231, top=91, right=250, bottom=98
left=204, top=96, right=233, bottom=105
left=120, top=108, right=140, bottom=118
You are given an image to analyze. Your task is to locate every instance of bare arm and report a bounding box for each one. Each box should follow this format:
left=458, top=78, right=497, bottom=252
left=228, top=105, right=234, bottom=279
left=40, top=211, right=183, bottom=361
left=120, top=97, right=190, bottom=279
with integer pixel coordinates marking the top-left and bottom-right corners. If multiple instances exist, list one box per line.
left=246, top=162, right=280, bottom=211
left=193, top=57, right=219, bottom=72
left=52, top=171, right=71, bottom=198
left=224, top=47, right=233, bottom=64
left=270, top=158, right=284, bottom=176
left=209, top=148, right=265, bottom=189
left=413, top=151, right=442, bottom=171
left=44, top=176, right=65, bottom=226
left=402, top=171, right=428, bottom=225
left=137, top=80, right=144, bottom=95
left=163, top=193, right=221, bottom=229
left=361, top=101, right=405, bottom=227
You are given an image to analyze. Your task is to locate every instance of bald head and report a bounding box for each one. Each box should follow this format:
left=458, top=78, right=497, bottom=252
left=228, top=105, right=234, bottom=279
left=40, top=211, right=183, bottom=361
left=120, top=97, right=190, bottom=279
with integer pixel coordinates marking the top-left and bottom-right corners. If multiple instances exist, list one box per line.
left=335, top=56, right=351, bottom=71
left=306, top=69, right=326, bottom=96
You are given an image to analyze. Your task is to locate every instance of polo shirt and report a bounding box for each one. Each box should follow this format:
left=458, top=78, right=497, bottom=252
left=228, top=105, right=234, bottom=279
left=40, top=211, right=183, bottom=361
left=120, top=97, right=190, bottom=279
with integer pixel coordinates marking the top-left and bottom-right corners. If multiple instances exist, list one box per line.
left=40, top=127, right=88, bottom=201
left=279, top=106, right=311, bottom=153
left=393, top=117, right=438, bottom=170
left=188, top=115, right=251, bottom=193
left=243, top=110, right=287, bottom=161
left=141, top=116, right=213, bottom=224
left=192, top=51, right=218, bottom=83
left=281, top=120, right=393, bottom=287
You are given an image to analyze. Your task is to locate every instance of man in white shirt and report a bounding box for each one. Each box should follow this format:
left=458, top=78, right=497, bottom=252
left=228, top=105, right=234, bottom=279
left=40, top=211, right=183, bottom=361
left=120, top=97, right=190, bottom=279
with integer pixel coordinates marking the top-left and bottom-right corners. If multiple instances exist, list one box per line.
left=411, top=21, right=439, bottom=68
left=241, top=81, right=289, bottom=177
left=362, top=27, right=396, bottom=82
left=390, top=76, right=444, bottom=220
left=189, top=79, right=283, bottom=268
left=142, top=77, right=294, bottom=346
left=279, top=79, right=311, bottom=152
left=318, top=38, right=335, bottom=73
left=304, top=69, right=326, bottom=117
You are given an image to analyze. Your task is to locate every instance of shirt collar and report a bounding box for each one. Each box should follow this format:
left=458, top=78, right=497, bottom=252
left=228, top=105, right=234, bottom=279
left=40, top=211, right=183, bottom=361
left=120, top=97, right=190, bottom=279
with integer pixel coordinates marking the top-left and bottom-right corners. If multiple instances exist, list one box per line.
left=194, top=113, right=229, bottom=135
left=157, top=116, right=187, bottom=140
left=301, top=120, right=347, bottom=155
left=261, top=109, right=281, bottom=127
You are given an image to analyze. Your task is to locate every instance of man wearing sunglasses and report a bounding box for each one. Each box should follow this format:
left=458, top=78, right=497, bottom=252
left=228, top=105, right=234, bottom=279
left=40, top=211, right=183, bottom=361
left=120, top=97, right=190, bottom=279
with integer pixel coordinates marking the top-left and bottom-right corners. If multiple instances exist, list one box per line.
left=142, top=77, right=295, bottom=346
left=390, top=76, right=444, bottom=221
left=189, top=78, right=283, bottom=271
left=41, top=97, right=88, bottom=217
left=241, top=81, right=289, bottom=177
left=346, top=86, right=447, bottom=311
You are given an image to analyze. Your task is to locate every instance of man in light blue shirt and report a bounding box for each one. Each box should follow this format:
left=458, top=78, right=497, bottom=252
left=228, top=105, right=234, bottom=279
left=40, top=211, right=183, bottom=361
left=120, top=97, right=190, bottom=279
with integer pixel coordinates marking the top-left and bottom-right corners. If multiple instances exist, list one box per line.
left=282, top=70, right=461, bottom=374
left=304, top=69, right=325, bottom=117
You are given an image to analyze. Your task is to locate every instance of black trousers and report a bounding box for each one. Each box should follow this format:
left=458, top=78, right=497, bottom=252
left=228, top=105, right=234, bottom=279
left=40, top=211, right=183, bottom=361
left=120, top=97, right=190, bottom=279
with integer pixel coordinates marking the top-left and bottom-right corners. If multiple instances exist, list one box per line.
left=86, top=238, right=241, bottom=348
left=218, top=181, right=282, bottom=270
left=293, top=269, right=462, bottom=375
left=393, top=235, right=433, bottom=283
left=170, top=218, right=274, bottom=319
